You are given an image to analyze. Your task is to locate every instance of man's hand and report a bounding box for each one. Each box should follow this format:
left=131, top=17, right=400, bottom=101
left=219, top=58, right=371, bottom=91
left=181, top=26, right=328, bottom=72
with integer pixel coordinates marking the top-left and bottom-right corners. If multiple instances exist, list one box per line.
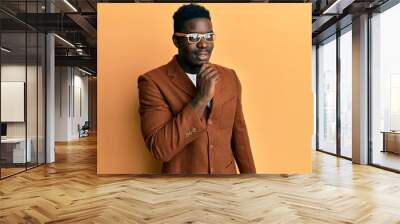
left=190, top=63, right=219, bottom=118
left=196, top=63, right=220, bottom=102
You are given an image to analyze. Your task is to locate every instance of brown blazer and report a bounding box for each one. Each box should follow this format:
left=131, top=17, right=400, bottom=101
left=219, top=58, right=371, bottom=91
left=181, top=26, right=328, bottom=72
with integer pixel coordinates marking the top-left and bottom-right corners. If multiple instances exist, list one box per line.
left=138, top=56, right=256, bottom=174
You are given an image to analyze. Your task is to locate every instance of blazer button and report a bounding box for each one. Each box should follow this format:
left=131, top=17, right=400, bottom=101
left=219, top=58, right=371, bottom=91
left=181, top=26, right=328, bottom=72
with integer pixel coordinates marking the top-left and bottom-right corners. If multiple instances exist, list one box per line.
left=208, top=120, right=213, bottom=125
left=209, top=144, right=214, bottom=149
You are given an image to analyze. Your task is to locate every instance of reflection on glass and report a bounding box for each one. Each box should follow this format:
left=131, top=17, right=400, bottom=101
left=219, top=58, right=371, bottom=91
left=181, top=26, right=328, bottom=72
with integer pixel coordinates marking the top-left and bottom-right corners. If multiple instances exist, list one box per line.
left=1, top=32, right=27, bottom=177
left=318, top=36, right=337, bottom=154
left=340, top=28, right=352, bottom=158
left=0, top=1, right=46, bottom=178
left=371, top=4, right=400, bottom=171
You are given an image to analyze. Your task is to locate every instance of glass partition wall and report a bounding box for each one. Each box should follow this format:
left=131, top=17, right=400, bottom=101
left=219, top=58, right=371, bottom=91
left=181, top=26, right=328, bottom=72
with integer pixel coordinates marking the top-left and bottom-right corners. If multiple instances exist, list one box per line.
left=0, top=1, right=46, bottom=179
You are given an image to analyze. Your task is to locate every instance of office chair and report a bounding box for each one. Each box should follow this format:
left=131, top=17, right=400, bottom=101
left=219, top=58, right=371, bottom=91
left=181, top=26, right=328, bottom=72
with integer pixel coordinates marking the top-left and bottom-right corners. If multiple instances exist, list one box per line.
left=79, top=121, right=90, bottom=138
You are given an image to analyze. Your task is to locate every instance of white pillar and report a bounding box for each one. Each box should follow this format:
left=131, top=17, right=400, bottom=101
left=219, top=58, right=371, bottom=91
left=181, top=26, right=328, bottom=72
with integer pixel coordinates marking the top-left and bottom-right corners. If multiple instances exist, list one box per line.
left=46, top=32, right=55, bottom=163
left=45, top=1, right=55, bottom=163
left=352, top=14, right=369, bottom=164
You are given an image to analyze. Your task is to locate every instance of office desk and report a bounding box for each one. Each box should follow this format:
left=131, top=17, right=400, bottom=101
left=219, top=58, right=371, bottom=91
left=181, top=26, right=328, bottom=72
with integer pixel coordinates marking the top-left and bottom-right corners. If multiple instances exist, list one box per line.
left=382, top=131, right=400, bottom=154
left=1, top=138, right=31, bottom=164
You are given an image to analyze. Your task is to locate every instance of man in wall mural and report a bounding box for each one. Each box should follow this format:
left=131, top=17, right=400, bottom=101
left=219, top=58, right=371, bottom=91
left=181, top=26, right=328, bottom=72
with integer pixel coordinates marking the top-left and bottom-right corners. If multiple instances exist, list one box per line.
left=138, top=4, right=256, bottom=174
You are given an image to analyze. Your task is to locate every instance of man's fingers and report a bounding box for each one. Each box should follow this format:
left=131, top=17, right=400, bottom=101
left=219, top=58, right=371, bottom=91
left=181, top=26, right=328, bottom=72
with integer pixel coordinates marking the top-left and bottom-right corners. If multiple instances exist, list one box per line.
left=201, top=69, right=218, bottom=81
left=199, top=64, right=216, bottom=75
left=198, top=65, right=211, bottom=80
left=209, top=73, right=220, bottom=82
left=199, top=63, right=209, bottom=74
left=199, top=66, right=215, bottom=77
left=204, top=70, right=218, bottom=80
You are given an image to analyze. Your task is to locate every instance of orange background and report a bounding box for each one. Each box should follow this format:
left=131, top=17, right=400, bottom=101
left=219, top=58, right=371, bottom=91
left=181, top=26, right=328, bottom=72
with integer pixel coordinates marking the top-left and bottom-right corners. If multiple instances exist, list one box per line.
left=97, top=3, right=312, bottom=174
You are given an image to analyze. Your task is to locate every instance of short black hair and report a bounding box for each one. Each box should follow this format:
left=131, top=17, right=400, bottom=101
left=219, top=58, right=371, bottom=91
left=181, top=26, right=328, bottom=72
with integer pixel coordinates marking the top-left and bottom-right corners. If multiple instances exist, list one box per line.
left=173, top=4, right=211, bottom=33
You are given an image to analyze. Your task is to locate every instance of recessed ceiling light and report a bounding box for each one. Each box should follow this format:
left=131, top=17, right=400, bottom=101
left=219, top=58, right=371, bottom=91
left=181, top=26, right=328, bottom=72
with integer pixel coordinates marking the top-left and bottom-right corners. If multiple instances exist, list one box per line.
left=322, top=0, right=354, bottom=15
left=1, top=47, right=11, bottom=53
left=63, top=0, right=78, bottom=12
left=78, top=67, right=93, bottom=76
left=54, top=34, right=75, bottom=48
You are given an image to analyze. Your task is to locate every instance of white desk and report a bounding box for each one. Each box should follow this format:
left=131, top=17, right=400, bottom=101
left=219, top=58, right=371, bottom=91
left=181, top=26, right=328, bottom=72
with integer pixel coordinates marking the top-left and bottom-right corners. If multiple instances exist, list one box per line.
left=1, top=138, right=31, bottom=163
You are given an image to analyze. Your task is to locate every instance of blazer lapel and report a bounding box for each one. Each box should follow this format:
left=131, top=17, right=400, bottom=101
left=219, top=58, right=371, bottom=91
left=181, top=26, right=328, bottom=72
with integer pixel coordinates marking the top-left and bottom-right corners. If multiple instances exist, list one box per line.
left=208, top=66, right=222, bottom=122
left=167, top=56, right=196, bottom=97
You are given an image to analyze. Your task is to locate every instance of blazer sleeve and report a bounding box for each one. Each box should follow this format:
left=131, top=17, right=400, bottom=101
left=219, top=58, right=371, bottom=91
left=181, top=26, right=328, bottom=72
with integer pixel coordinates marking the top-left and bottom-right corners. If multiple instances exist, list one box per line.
left=231, top=70, right=257, bottom=174
left=138, top=74, right=206, bottom=162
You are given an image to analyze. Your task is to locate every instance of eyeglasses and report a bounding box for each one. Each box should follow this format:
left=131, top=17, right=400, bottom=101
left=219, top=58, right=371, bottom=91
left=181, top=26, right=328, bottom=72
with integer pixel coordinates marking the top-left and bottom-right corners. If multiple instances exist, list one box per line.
left=174, top=32, right=215, bottom=44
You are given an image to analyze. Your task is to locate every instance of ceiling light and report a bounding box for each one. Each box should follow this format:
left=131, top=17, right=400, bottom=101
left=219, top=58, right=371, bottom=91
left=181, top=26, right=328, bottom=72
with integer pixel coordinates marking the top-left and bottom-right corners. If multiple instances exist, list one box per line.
left=63, top=0, right=78, bottom=12
left=54, top=34, right=75, bottom=48
left=322, top=0, right=354, bottom=15
left=1, top=47, right=11, bottom=53
left=78, top=67, right=93, bottom=76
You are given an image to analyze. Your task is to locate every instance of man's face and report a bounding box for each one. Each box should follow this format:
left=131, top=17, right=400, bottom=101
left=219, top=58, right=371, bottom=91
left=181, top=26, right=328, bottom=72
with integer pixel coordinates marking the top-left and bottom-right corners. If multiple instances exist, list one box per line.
left=174, top=18, right=214, bottom=66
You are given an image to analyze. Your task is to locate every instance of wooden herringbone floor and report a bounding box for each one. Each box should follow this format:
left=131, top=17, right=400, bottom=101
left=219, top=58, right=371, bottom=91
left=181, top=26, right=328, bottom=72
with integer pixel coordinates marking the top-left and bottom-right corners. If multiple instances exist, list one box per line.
left=1, top=135, right=400, bottom=224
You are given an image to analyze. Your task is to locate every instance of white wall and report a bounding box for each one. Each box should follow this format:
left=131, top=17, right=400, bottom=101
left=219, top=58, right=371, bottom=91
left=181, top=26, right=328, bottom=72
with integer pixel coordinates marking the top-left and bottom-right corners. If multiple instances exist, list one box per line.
left=1, top=63, right=46, bottom=164
left=55, top=67, right=89, bottom=141
left=72, top=73, right=89, bottom=138
left=55, top=66, right=70, bottom=141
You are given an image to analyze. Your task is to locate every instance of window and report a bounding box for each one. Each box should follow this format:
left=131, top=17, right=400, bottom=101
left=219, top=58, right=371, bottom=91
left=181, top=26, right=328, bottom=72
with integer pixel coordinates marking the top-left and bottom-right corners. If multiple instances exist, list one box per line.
left=317, top=35, right=337, bottom=154
left=371, top=3, right=400, bottom=171
left=339, top=27, right=352, bottom=158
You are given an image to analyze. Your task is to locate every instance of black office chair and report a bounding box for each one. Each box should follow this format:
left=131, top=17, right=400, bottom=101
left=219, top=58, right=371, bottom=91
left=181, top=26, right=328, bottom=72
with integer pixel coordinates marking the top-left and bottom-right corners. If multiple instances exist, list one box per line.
left=79, top=121, right=90, bottom=138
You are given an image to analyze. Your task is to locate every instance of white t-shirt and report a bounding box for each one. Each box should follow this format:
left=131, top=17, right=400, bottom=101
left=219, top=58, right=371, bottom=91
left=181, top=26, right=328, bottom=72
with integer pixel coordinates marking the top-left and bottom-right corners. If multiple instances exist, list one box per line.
left=186, top=73, right=211, bottom=108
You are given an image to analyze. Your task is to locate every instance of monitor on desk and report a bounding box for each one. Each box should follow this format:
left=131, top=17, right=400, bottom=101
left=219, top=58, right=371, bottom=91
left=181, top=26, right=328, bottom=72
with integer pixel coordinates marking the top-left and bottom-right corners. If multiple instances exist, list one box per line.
left=1, top=123, right=7, bottom=138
